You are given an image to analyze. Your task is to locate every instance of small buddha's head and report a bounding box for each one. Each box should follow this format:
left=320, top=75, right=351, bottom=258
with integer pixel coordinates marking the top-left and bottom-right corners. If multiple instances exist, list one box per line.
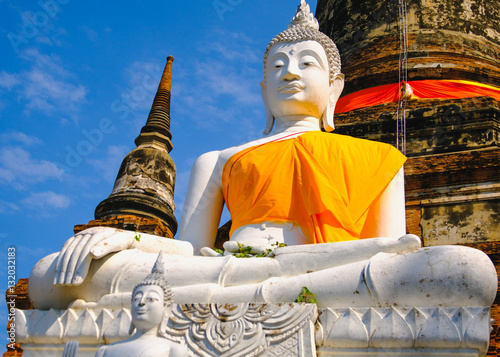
left=262, top=0, right=344, bottom=134
left=130, top=252, right=173, bottom=334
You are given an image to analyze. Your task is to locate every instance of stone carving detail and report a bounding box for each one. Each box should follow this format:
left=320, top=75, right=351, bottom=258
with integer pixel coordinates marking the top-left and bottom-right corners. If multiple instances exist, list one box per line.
left=15, top=303, right=317, bottom=356
left=163, top=303, right=318, bottom=357
left=15, top=308, right=134, bottom=344
left=15, top=305, right=492, bottom=356
left=316, top=307, right=492, bottom=356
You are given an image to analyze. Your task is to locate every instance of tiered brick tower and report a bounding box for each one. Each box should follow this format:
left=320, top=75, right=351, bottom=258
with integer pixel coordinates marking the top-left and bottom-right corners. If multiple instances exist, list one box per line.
left=316, top=0, right=500, bottom=353
left=81, top=56, right=178, bottom=238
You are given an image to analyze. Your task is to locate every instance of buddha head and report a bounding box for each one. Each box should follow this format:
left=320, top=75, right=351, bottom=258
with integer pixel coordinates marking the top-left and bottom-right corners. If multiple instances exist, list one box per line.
left=130, top=252, right=173, bottom=335
left=262, top=0, right=344, bottom=134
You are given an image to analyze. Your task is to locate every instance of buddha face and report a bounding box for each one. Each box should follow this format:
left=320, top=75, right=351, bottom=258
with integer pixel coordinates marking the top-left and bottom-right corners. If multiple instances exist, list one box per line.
left=131, top=285, right=165, bottom=332
left=263, top=40, right=332, bottom=120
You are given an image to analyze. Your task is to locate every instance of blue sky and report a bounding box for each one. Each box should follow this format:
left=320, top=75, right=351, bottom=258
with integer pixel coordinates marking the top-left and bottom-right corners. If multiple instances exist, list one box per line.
left=0, top=0, right=318, bottom=328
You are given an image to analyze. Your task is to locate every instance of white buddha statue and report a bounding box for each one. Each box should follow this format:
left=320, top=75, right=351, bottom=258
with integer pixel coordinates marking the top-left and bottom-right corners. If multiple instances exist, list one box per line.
left=29, top=0, right=497, bottom=312
left=95, top=253, right=188, bottom=357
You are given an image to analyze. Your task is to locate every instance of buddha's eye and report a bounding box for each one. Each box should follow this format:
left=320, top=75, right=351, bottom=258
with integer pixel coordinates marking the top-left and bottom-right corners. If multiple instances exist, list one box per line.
left=301, top=56, right=319, bottom=67
left=272, top=59, right=285, bottom=68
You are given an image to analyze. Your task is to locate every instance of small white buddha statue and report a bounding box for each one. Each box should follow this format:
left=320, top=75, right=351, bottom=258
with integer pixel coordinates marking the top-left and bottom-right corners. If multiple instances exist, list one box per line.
left=95, top=253, right=188, bottom=357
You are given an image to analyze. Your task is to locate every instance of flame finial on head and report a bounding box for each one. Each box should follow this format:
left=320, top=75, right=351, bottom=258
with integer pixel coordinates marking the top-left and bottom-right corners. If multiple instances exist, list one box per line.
left=289, top=0, right=319, bottom=30
left=132, top=251, right=173, bottom=304
left=263, top=0, right=341, bottom=83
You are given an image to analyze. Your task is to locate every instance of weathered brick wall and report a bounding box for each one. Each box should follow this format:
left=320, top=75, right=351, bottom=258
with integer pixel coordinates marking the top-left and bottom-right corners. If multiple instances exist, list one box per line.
left=74, top=215, right=175, bottom=238
left=4, top=279, right=31, bottom=357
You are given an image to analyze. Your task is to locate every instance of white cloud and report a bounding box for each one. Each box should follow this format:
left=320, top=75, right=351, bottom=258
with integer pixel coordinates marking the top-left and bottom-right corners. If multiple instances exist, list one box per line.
left=20, top=191, right=70, bottom=210
left=0, top=71, right=20, bottom=90
left=0, top=200, right=20, bottom=214
left=200, top=29, right=261, bottom=64
left=0, top=147, right=64, bottom=189
left=172, top=31, right=263, bottom=133
left=20, top=48, right=69, bottom=77
left=22, top=66, right=87, bottom=113
left=0, top=131, right=42, bottom=146
left=0, top=48, right=87, bottom=116
left=195, top=61, right=260, bottom=106
left=81, top=25, right=99, bottom=42
left=119, top=60, right=162, bottom=114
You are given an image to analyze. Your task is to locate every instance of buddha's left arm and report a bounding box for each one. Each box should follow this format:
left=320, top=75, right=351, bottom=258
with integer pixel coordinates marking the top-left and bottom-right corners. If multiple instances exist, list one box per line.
left=360, top=167, right=406, bottom=239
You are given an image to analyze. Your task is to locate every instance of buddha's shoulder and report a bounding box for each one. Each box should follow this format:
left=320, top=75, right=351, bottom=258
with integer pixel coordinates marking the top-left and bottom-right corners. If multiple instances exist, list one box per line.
left=192, top=137, right=269, bottom=174
left=304, top=132, right=396, bottom=150
left=217, top=135, right=281, bottom=163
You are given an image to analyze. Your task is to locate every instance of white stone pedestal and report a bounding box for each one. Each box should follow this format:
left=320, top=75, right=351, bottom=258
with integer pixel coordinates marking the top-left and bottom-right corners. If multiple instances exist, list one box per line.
left=15, top=305, right=491, bottom=356
left=16, top=303, right=318, bottom=357
left=316, top=307, right=491, bottom=357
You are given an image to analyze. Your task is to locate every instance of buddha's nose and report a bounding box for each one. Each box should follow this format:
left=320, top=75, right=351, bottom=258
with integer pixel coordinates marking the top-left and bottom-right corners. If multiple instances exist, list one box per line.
left=281, top=63, right=301, bottom=81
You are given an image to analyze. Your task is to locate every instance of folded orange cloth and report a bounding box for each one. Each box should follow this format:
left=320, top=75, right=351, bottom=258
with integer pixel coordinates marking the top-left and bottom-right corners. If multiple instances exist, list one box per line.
left=222, top=131, right=406, bottom=243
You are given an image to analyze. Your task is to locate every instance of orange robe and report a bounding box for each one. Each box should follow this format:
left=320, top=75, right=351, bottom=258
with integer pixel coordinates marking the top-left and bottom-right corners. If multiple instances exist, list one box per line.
left=222, top=131, right=407, bottom=244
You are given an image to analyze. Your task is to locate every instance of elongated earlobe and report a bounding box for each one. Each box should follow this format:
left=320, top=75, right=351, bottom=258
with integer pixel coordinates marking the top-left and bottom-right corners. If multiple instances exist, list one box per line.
left=322, top=73, right=345, bottom=132
left=261, top=81, right=275, bottom=135
left=321, top=101, right=335, bottom=132
left=128, top=321, right=135, bottom=336
left=264, top=109, right=275, bottom=135
left=159, top=304, right=173, bottom=333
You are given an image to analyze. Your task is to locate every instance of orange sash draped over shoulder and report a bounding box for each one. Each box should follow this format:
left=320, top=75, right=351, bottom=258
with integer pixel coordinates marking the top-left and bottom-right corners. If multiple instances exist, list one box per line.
left=222, top=131, right=407, bottom=244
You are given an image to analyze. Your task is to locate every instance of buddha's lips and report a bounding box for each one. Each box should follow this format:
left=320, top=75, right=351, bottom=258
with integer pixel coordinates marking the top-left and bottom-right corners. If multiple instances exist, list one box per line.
left=278, top=82, right=305, bottom=92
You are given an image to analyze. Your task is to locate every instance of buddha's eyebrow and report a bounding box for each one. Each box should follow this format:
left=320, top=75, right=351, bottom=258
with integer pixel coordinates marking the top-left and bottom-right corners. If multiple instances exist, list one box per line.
left=268, top=51, right=290, bottom=63
left=297, top=49, right=327, bottom=68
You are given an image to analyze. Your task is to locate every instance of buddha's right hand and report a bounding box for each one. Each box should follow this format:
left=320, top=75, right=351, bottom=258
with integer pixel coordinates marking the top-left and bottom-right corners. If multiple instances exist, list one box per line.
left=53, top=227, right=136, bottom=286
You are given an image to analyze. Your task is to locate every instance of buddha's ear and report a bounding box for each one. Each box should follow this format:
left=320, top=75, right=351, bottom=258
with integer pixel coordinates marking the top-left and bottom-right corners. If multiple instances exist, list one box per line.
left=159, top=303, right=173, bottom=333
left=261, top=80, right=275, bottom=135
left=322, top=73, right=345, bottom=132
left=128, top=321, right=136, bottom=336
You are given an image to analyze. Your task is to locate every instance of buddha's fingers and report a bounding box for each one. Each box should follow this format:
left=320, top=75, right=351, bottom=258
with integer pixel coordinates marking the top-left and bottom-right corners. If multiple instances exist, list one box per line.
left=62, top=232, right=94, bottom=285
left=222, top=241, right=240, bottom=253
left=69, top=228, right=120, bottom=285
left=54, top=232, right=91, bottom=286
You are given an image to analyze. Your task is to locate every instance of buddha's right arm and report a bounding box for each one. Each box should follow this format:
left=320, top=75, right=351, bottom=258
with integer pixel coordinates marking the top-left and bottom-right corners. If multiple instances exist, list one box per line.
left=177, top=151, right=224, bottom=254
left=53, top=227, right=193, bottom=286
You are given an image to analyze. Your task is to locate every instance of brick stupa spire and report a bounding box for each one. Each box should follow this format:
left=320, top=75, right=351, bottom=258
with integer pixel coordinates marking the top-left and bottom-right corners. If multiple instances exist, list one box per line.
left=135, top=56, right=174, bottom=150
left=91, top=56, right=178, bottom=237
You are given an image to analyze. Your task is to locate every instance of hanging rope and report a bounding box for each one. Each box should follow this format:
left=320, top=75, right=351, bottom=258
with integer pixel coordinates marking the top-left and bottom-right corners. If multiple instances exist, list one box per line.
left=397, top=0, right=409, bottom=155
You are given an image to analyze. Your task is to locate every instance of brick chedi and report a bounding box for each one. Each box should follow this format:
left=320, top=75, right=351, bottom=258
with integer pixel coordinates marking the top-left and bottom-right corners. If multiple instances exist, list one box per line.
left=316, top=0, right=500, bottom=354
left=92, top=56, right=178, bottom=237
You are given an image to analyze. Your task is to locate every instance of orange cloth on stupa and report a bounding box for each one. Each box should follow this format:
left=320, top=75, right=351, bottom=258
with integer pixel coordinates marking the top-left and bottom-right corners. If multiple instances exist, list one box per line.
left=222, top=131, right=407, bottom=243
